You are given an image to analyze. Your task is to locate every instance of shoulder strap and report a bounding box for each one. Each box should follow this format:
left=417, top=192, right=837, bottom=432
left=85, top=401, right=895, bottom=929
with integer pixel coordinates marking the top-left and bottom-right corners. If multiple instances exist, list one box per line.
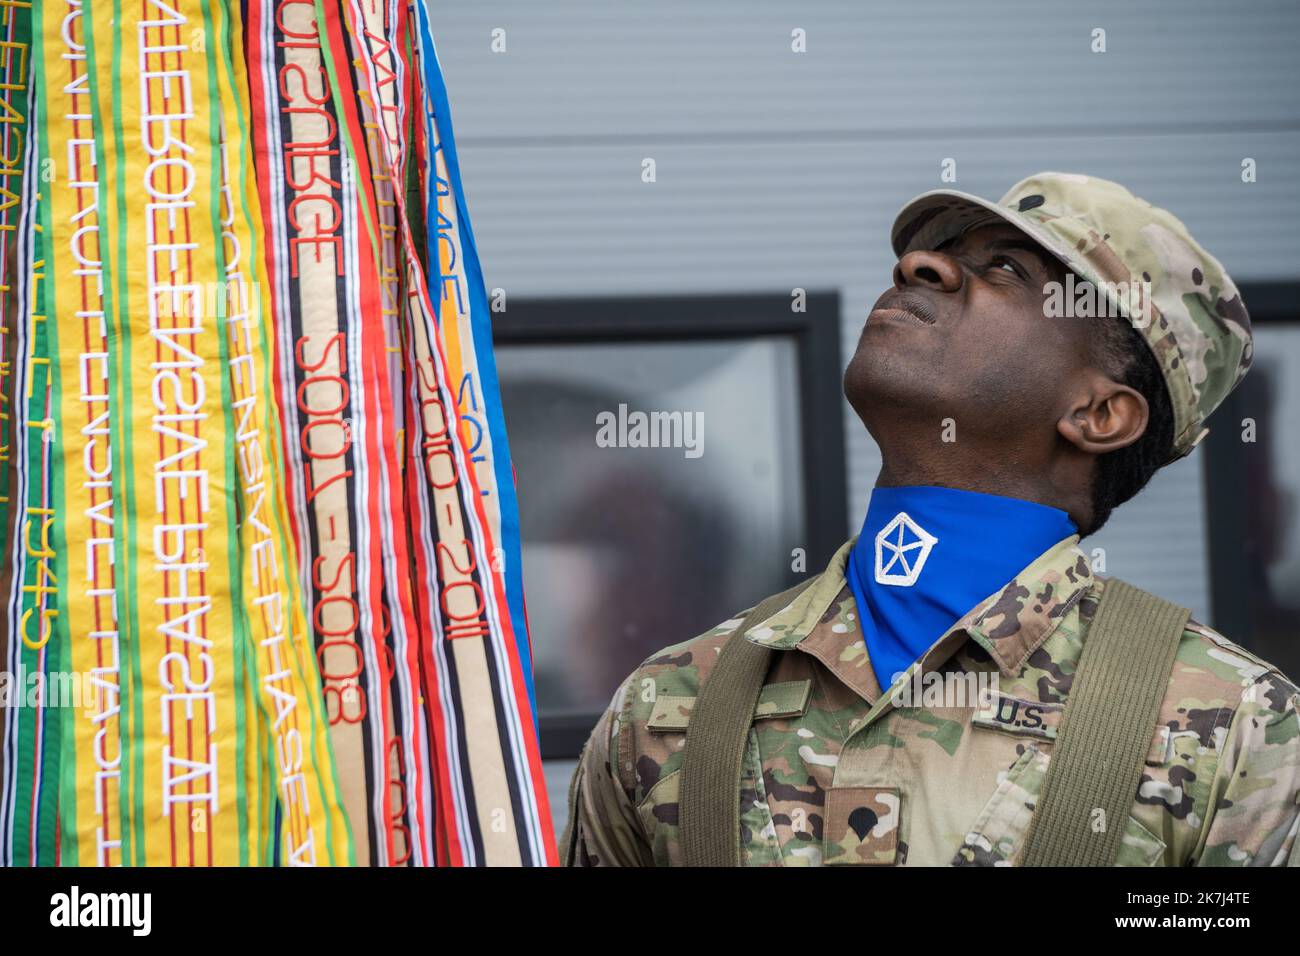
left=680, top=578, right=816, bottom=867
left=559, top=737, right=589, bottom=866
left=1020, top=577, right=1189, bottom=866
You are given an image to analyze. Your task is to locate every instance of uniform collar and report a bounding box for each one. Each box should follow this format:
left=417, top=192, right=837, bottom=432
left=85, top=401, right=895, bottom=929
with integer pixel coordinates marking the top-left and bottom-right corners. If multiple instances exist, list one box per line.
left=744, top=533, right=1093, bottom=680
left=739, top=539, right=856, bottom=651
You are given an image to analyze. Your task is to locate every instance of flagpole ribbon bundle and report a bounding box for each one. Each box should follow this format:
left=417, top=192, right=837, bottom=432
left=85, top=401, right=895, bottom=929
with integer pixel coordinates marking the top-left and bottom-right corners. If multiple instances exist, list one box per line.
left=0, top=0, right=554, bottom=867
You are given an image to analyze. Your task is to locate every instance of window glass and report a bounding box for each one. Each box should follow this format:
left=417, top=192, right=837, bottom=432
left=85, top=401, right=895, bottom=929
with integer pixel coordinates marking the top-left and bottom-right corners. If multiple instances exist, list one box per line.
left=1236, top=324, right=1300, bottom=676
left=496, top=337, right=806, bottom=718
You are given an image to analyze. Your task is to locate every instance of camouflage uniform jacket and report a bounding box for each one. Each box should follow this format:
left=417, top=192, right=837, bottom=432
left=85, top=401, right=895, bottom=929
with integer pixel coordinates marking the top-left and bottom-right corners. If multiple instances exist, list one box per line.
left=563, top=536, right=1300, bottom=866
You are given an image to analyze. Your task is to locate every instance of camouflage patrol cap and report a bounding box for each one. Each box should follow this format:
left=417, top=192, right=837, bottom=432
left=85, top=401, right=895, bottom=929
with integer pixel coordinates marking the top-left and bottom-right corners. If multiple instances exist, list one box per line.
left=890, top=172, right=1253, bottom=463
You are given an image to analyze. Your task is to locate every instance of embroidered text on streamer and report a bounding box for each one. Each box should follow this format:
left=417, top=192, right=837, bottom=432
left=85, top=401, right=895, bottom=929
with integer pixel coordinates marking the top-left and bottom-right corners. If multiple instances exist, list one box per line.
left=0, top=0, right=555, bottom=867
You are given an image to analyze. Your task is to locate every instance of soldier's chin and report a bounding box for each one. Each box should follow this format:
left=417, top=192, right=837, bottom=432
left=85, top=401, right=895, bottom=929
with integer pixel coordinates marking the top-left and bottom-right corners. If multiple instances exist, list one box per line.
left=842, top=352, right=933, bottom=424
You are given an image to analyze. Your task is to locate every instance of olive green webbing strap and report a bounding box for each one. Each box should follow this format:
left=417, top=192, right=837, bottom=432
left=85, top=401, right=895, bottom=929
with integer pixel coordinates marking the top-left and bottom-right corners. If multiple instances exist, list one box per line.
left=559, top=738, right=589, bottom=865
left=680, top=579, right=815, bottom=867
left=1020, top=578, right=1189, bottom=867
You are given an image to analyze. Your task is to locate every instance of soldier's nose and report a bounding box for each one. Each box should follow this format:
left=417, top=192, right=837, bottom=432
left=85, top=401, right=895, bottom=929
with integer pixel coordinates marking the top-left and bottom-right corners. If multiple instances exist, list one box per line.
left=893, top=249, right=964, bottom=294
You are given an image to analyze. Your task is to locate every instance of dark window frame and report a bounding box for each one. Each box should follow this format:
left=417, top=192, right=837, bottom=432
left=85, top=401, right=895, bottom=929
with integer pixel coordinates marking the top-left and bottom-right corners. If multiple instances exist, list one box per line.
left=1203, top=280, right=1300, bottom=646
left=493, top=292, right=848, bottom=759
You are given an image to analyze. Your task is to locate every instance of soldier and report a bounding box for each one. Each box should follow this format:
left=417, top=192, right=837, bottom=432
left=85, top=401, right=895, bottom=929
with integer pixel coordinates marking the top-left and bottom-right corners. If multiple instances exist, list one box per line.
left=561, top=173, right=1300, bottom=867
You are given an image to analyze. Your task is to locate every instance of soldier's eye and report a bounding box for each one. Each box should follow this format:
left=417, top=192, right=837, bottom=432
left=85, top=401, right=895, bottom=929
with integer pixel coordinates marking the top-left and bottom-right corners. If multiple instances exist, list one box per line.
left=988, top=256, right=1023, bottom=278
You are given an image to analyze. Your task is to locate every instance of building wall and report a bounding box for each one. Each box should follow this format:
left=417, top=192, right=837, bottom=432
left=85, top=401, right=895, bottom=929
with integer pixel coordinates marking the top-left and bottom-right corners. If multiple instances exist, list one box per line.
left=427, top=0, right=1300, bottom=843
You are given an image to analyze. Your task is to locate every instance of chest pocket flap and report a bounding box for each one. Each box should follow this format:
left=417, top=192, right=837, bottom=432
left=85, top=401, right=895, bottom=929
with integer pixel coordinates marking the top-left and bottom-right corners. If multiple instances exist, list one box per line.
left=975, top=694, right=1187, bottom=767
left=647, top=680, right=812, bottom=732
left=953, top=744, right=1168, bottom=867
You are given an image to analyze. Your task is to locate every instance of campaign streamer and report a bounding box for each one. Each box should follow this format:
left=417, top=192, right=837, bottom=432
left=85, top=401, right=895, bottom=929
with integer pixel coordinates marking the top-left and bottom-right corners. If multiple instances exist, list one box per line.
left=0, top=0, right=552, bottom=867
left=322, top=0, right=554, bottom=865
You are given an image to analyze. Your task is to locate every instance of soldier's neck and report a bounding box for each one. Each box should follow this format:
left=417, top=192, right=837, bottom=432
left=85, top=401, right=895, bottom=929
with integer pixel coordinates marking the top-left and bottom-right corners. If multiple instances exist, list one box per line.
left=873, top=448, right=1095, bottom=535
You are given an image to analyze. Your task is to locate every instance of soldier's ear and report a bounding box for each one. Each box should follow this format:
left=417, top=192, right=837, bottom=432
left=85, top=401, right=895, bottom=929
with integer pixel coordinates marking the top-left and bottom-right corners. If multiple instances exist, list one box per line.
left=1056, top=370, right=1149, bottom=455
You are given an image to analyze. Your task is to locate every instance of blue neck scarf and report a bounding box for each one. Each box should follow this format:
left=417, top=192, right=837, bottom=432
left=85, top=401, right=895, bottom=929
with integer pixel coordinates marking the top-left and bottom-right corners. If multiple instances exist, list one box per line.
left=845, top=485, right=1077, bottom=691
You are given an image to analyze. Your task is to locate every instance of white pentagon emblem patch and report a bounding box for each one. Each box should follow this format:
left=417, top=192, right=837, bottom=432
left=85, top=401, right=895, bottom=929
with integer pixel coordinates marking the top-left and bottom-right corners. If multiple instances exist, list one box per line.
left=874, top=512, right=938, bottom=586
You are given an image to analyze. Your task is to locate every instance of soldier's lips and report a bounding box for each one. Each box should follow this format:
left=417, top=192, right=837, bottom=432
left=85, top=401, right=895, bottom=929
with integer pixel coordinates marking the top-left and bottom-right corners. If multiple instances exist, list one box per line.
left=867, top=307, right=934, bottom=327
